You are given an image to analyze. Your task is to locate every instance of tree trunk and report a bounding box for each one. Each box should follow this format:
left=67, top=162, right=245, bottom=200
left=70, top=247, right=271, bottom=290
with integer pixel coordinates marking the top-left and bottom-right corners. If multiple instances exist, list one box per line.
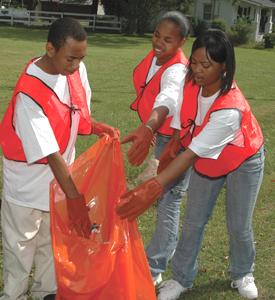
left=90, top=0, right=99, bottom=14
left=128, top=17, right=137, bottom=34
left=27, top=0, right=39, bottom=10
left=127, top=0, right=138, bottom=34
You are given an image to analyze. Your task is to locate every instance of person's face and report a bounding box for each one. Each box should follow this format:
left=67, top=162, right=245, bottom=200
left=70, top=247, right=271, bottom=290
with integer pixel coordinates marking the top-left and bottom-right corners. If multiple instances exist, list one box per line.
left=152, top=20, right=186, bottom=66
left=190, top=47, right=225, bottom=97
left=46, top=37, right=87, bottom=76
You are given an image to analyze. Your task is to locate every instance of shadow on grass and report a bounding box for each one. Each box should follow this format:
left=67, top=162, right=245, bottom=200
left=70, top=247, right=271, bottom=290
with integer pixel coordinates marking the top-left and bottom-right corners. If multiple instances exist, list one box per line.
left=0, top=23, right=48, bottom=42
left=0, top=23, right=153, bottom=48
left=155, top=278, right=237, bottom=300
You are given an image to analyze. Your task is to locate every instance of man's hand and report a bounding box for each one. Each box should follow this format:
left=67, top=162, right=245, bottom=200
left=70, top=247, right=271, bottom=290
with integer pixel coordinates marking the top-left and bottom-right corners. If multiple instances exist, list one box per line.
left=115, top=178, right=164, bottom=222
left=120, top=123, right=153, bottom=166
left=66, top=194, right=92, bottom=239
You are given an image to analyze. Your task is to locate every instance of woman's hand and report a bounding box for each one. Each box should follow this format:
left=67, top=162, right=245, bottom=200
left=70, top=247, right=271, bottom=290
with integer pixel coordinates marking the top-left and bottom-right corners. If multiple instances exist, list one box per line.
left=157, top=137, right=182, bottom=174
left=120, top=123, right=153, bottom=166
left=115, top=178, right=164, bottom=222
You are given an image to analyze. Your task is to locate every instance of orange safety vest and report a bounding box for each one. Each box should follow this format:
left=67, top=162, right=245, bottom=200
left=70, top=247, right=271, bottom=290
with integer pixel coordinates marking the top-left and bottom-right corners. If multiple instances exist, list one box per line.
left=0, top=59, right=92, bottom=164
left=180, top=79, right=263, bottom=178
left=131, top=49, right=189, bottom=135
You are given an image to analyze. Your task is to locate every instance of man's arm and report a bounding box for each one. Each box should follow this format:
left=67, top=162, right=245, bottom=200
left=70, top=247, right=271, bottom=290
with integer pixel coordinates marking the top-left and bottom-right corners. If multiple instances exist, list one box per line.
left=47, top=151, right=91, bottom=239
left=47, top=151, right=79, bottom=198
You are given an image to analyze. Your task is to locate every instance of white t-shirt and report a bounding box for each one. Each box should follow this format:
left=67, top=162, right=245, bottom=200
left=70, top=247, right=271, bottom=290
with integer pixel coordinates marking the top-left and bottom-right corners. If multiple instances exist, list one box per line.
left=172, top=86, right=244, bottom=159
left=147, top=56, right=188, bottom=118
left=2, top=59, right=91, bottom=211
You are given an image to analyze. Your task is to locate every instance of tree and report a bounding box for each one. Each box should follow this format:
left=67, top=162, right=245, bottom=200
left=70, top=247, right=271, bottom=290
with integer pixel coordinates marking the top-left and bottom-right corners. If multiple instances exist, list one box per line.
left=27, top=0, right=39, bottom=10
left=101, top=0, right=197, bottom=34
left=90, top=0, right=99, bottom=14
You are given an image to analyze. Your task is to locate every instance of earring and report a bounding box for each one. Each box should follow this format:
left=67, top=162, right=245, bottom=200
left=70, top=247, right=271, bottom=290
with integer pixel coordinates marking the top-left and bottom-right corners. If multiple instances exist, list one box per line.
left=223, top=71, right=227, bottom=78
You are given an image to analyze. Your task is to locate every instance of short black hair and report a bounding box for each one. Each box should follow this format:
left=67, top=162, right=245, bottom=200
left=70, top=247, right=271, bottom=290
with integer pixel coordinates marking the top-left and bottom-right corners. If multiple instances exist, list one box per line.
left=188, top=29, right=235, bottom=95
left=48, top=17, right=87, bottom=52
left=158, top=11, right=190, bottom=40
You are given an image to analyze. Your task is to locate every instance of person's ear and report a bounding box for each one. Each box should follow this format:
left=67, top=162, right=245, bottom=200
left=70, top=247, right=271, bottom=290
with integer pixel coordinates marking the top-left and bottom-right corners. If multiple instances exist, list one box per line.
left=46, top=42, right=56, bottom=58
left=180, top=38, right=186, bottom=48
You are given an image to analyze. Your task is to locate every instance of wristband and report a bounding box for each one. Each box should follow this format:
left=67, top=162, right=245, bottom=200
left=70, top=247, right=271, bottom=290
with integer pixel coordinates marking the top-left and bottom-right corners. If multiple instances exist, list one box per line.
left=145, top=124, right=154, bottom=136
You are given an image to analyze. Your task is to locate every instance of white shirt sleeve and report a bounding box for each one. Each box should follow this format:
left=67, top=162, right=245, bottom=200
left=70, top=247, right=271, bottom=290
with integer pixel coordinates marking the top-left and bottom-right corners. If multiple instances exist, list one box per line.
left=153, top=63, right=188, bottom=118
left=14, top=93, right=60, bottom=164
left=170, top=77, right=187, bottom=130
left=189, top=109, right=243, bottom=159
left=14, top=61, right=91, bottom=165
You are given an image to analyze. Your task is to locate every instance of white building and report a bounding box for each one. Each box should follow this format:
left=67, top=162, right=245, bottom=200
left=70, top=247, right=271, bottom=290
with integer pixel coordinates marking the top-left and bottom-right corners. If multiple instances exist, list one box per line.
left=191, top=0, right=275, bottom=41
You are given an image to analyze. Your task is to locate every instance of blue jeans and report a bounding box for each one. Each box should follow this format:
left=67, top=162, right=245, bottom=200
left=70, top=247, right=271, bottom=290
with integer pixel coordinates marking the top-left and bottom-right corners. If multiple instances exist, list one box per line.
left=145, top=134, right=191, bottom=277
left=171, top=145, right=265, bottom=288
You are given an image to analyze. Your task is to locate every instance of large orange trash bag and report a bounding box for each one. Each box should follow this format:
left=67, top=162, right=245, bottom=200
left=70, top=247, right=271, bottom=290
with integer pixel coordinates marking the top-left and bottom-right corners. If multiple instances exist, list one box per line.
left=50, top=136, right=157, bottom=300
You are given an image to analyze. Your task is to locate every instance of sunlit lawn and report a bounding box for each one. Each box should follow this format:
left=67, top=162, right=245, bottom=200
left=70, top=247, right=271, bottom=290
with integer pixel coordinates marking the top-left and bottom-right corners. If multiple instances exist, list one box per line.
left=0, top=23, right=274, bottom=299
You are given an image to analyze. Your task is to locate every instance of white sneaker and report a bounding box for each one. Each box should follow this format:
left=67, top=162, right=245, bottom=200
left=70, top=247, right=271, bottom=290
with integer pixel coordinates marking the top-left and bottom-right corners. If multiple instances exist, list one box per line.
left=153, top=273, right=162, bottom=286
left=157, top=279, right=191, bottom=300
left=231, top=275, right=258, bottom=299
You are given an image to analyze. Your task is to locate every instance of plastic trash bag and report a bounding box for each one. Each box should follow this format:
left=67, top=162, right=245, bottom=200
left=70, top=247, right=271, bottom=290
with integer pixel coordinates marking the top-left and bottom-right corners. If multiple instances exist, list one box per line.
left=50, top=136, right=157, bottom=300
left=135, top=155, right=159, bottom=183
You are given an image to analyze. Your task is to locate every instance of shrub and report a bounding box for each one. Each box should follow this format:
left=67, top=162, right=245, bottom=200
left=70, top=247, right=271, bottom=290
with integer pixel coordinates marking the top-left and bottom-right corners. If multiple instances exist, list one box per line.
left=193, top=19, right=209, bottom=37
left=229, top=16, right=254, bottom=45
left=189, top=16, right=198, bottom=36
left=210, top=18, right=228, bottom=32
left=264, top=33, right=275, bottom=48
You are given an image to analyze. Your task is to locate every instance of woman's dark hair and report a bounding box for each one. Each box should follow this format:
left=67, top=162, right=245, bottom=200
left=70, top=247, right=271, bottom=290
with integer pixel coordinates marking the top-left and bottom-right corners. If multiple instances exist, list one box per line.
left=48, top=17, right=87, bottom=52
left=158, top=11, right=190, bottom=39
left=188, top=29, right=235, bottom=95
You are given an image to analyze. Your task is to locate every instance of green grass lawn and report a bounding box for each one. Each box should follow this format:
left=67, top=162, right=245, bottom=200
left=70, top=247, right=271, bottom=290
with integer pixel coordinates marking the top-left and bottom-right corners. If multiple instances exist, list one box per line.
left=0, top=24, right=274, bottom=299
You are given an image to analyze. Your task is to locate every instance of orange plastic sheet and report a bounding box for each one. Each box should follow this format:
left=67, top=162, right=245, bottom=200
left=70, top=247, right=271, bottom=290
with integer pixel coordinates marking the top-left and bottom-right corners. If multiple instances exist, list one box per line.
left=50, top=136, right=157, bottom=300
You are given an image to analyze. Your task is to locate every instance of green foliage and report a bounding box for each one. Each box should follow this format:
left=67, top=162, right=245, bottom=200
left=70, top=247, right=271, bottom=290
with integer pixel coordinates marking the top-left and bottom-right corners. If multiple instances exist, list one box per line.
left=210, top=18, right=228, bottom=32
left=10, top=0, right=28, bottom=9
left=193, top=18, right=209, bottom=37
left=229, top=16, right=254, bottom=45
left=101, top=0, right=123, bottom=16
left=229, top=0, right=241, bottom=4
left=272, top=24, right=275, bottom=33
left=100, top=0, right=197, bottom=34
left=264, top=33, right=275, bottom=49
left=189, top=16, right=198, bottom=36
left=170, top=0, right=196, bottom=14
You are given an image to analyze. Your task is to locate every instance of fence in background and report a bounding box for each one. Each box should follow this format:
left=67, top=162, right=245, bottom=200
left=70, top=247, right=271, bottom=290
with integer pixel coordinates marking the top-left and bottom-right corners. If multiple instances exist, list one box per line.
left=0, top=9, right=124, bottom=32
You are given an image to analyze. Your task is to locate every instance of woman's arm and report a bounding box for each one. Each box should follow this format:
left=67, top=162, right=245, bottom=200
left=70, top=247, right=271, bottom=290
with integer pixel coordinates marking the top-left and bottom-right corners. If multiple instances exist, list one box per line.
left=115, top=147, right=199, bottom=221
left=146, top=106, right=169, bottom=132
left=157, top=147, right=199, bottom=187
left=120, top=106, right=169, bottom=166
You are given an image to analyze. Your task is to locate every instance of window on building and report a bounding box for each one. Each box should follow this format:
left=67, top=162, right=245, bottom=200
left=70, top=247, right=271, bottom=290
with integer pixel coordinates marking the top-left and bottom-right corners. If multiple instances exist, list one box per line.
left=238, top=5, right=243, bottom=16
left=238, top=5, right=251, bottom=17
left=203, top=4, right=212, bottom=21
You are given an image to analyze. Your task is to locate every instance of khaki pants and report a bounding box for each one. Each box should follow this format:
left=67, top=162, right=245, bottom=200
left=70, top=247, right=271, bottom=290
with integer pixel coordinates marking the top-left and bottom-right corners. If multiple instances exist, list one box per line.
left=0, top=198, right=57, bottom=300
